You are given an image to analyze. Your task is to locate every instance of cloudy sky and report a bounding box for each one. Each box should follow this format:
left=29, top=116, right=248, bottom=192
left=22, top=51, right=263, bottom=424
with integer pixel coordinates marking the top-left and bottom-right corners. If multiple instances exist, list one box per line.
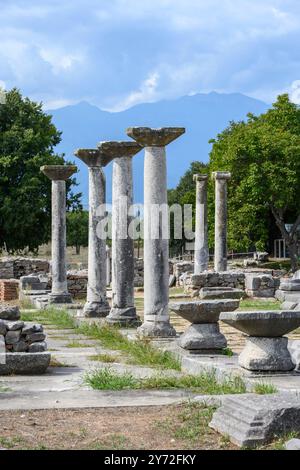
left=0, top=0, right=300, bottom=110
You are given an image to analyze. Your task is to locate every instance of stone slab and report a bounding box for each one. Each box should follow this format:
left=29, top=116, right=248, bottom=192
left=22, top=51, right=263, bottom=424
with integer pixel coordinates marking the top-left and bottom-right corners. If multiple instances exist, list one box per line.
left=0, top=352, right=51, bottom=375
left=210, top=393, right=300, bottom=448
left=220, top=310, right=300, bottom=337
left=285, top=438, right=300, bottom=450
left=169, top=300, right=239, bottom=324
left=199, top=287, right=244, bottom=300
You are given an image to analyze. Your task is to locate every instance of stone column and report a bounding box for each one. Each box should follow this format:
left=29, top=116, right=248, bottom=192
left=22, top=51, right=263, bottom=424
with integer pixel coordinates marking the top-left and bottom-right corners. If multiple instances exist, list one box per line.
left=106, top=245, right=111, bottom=287
left=75, top=149, right=113, bottom=317
left=127, top=127, right=185, bottom=337
left=97, top=142, right=142, bottom=326
left=40, top=165, right=77, bottom=304
left=193, top=174, right=209, bottom=274
left=213, top=172, right=231, bottom=272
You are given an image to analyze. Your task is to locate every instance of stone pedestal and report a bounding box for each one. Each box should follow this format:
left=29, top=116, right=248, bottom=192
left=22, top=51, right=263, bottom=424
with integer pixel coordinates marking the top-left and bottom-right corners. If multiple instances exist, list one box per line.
left=40, top=165, right=77, bottom=304
left=220, top=310, right=300, bottom=372
left=98, top=142, right=142, bottom=326
left=75, top=149, right=113, bottom=317
left=212, top=172, right=231, bottom=272
left=169, top=299, right=239, bottom=351
left=193, top=174, right=209, bottom=274
left=127, top=127, right=185, bottom=337
left=239, top=336, right=294, bottom=371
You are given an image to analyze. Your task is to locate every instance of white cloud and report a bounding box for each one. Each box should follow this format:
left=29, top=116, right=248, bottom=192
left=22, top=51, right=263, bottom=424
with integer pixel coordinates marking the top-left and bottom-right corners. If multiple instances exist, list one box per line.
left=108, top=72, right=160, bottom=111
left=290, top=81, right=300, bottom=105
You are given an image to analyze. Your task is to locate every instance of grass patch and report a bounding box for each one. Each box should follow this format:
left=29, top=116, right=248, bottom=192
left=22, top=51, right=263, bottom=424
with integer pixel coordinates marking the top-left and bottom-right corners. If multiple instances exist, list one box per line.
left=221, top=348, right=234, bottom=357
left=65, top=341, right=94, bottom=348
left=239, top=299, right=280, bottom=311
left=0, top=385, right=11, bottom=393
left=85, top=367, right=138, bottom=390
left=252, top=382, right=278, bottom=395
left=89, top=354, right=118, bottom=363
left=21, top=307, right=76, bottom=329
left=78, top=323, right=181, bottom=371
left=85, top=367, right=247, bottom=394
left=0, top=436, right=25, bottom=449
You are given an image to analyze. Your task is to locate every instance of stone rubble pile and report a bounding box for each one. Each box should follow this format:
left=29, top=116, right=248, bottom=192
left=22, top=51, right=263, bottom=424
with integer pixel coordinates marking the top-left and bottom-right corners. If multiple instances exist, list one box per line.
left=0, top=320, right=47, bottom=353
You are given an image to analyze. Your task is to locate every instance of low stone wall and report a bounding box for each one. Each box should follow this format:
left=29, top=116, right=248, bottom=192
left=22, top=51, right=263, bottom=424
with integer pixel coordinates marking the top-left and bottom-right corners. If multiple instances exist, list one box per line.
left=184, top=271, right=280, bottom=298
left=0, top=320, right=47, bottom=353
left=0, top=257, right=50, bottom=279
left=67, top=270, right=88, bottom=298
left=0, top=280, right=19, bottom=301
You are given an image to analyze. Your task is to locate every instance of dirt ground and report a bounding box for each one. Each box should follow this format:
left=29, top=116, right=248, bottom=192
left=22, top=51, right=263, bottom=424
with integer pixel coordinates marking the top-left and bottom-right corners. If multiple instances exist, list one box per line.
left=0, top=405, right=237, bottom=451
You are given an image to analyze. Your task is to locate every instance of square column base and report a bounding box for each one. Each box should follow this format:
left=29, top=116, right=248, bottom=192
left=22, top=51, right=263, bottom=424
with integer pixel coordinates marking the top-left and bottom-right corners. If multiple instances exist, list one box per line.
left=179, top=323, right=227, bottom=351
left=83, top=301, right=110, bottom=318
left=48, top=293, right=72, bottom=304
left=137, top=321, right=176, bottom=338
left=106, top=307, right=141, bottom=327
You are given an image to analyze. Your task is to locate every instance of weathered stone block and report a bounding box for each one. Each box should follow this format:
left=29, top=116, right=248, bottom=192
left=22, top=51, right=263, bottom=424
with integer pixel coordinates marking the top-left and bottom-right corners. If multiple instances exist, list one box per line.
left=5, top=330, right=21, bottom=344
left=210, top=394, right=300, bottom=448
left=28, top=341, right=47, bottom=353
left=0, top=306, right=20, bottom=321
left=179, top=323, right=226, bottom=350
left=0, top=352, right=51, bottom=375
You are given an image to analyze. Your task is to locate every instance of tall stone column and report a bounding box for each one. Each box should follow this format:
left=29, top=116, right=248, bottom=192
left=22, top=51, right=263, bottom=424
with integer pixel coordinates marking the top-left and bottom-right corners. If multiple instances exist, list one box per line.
left=75, top=149, right=113, bottom=317
left=127, top=127, right=185, bottom=337
left=97, top=142, right=142, bottom=326
left=213, top=171, right=231, bottom=272
left=193, top=174, right=209, bottom=274
left=106, top=245, right=111, bottom=287
left=40, top=165, right=77, bottom=303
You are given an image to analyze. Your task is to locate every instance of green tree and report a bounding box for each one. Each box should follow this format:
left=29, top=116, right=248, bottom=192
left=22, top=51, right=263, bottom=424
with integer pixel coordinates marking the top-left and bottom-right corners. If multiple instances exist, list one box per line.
left=0, top=88, right=81, bottom=253
left=67, top=210, right=89, bottom=255
left=209, top=94, right=300, bottom=271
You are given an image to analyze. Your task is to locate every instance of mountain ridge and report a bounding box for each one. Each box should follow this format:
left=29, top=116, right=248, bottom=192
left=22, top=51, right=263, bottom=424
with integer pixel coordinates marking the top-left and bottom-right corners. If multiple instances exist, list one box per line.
left=48, top=92, right=268, bottom=205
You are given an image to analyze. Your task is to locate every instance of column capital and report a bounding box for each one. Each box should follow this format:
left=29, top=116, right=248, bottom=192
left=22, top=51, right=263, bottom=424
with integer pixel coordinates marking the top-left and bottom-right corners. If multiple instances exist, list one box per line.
left=193, top=174, right=208, bottom=183
left=126, top=127, right=185, bottom=147
left=212, top=171, right=231, bottom=181
left=75, top=148, right=112, bottom=168
left=97, top=141, right=143, bottom=160
left=40, top=165, right=77, bottom=181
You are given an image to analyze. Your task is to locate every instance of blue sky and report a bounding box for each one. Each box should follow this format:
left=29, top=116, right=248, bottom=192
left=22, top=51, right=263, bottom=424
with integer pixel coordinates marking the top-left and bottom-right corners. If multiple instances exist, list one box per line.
left=0, top=0, right=300, bottom=111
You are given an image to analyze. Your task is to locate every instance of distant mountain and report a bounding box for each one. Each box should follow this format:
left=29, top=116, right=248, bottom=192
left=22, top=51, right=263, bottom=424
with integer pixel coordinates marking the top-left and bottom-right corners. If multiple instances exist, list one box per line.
left=48, top=92, right=268, bottom=205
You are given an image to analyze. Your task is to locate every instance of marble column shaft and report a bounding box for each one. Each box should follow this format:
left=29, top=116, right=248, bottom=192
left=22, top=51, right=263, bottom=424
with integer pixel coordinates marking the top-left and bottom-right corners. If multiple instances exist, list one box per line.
left=40, top=165, right=77, bottom=303
left=193, top=174, right=209, bottom=274
left=127, top=127, right=185, bottom=337
left=213, top=171, right=231, bottom=272
left=74, top=149, right=111, bottom=317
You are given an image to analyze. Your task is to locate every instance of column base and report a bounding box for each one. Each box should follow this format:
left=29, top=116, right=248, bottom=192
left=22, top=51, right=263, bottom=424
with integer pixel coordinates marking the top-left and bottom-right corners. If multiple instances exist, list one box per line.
left=106, top=307, right=141, bottom=327
left=137, top=321, right=176, bottom=338
left=179, top=323, right=227, bottom=351
left=83, top=301, right=110, bottom=318
left=48, top=293, right=72, bottom=304
left=239, top=336, right=295, bottom=372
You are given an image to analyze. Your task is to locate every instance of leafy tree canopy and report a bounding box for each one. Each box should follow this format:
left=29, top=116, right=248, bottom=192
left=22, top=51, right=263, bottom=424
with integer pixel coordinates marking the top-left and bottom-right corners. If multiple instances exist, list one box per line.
left=67, top=210, right=89, bottom=255
left=0, top=88, right=81, bottom=253
left=209, top=94, right=300, bottom=270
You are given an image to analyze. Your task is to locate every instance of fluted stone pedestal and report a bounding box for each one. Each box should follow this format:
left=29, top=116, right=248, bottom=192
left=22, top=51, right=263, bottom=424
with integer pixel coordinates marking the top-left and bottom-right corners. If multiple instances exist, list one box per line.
left=169, top=299, right=239, bottom=352
left=213, top=172, right=231, bottom=272
left=99, top=142, right=142, bottom=326
left=220, top=310, right=300, bottom=372
left=193, top=174, right=209, bottom=274
left=127, top=127, right=185, bottom=337
left=75, top=148, right=113, bottom=317
left=40, top=165, right=77, bottom=304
